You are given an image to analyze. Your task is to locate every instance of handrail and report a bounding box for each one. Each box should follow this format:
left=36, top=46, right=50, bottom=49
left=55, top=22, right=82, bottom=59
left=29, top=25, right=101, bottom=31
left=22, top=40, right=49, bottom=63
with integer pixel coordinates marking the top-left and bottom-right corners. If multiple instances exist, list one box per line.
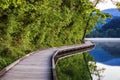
left=51, top=41, right=95, bottom=80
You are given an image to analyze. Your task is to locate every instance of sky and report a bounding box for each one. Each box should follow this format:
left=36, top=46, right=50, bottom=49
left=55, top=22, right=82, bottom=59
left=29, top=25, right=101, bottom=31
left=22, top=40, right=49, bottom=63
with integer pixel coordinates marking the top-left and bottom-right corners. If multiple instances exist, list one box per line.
left=91, top=0, right=120, bottom=10
left=96, top=0, right=118, bottom=10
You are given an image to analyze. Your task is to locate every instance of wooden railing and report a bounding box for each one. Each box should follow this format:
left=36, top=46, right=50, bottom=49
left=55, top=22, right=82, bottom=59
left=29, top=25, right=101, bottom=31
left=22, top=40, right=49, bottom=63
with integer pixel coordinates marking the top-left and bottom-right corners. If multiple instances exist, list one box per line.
left=51, top=41, right=95, bottom=80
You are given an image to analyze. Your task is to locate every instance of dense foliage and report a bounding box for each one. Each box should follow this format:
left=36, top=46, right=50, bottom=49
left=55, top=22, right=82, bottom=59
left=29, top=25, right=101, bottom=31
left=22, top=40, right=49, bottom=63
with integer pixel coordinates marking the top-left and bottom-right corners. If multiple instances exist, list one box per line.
left=56, top=52, right=94, bottom=80
left=87, top=17, right=120, bottom=38
left=0, top=0, right=106, bottom=72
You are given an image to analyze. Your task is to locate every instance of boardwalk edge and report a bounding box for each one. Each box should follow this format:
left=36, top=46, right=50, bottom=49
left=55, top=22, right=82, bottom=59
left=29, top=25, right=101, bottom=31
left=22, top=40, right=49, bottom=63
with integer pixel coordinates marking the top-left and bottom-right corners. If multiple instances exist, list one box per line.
left=51, top=41, right=95, bottom=80
left=0, top=51, right=36, bottom=77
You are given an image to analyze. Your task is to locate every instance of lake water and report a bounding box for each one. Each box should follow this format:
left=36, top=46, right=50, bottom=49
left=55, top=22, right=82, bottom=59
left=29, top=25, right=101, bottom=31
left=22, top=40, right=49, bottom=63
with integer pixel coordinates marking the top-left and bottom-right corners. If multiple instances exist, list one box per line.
left=90, top=41, right=120, bottom=66
left=87, top=38, right=120, bottom=80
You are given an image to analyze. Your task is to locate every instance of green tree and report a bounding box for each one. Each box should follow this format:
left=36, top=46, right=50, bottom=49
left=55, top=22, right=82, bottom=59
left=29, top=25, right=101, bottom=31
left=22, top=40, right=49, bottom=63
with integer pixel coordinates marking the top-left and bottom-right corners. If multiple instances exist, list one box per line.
left=0, top=0, right=107, bottom=72
left=81, top=0, right=111, bottom=42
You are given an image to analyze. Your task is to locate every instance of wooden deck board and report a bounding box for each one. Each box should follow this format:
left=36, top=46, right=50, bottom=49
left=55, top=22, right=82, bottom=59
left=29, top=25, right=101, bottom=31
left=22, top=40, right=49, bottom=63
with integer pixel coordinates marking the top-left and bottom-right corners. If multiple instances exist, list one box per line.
left=0, top=41, right=94, bottom=80
left=0, top=49, right=57, bottom=80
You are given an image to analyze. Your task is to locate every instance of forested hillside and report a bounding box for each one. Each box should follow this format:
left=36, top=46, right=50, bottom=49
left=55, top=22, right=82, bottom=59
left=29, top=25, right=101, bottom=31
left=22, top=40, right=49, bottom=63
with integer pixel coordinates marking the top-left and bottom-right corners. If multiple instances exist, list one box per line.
left=0, top=0, right=107, bottom=76
left=87, top=1, right=120, bottom=38
left=87, top=17, right=120, bottom=37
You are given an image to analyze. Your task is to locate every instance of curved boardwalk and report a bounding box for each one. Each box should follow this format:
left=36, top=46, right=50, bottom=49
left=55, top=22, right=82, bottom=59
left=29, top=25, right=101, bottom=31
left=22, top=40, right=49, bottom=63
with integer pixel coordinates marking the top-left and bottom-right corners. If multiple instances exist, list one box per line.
left=0, top=41, right=94, bottom=80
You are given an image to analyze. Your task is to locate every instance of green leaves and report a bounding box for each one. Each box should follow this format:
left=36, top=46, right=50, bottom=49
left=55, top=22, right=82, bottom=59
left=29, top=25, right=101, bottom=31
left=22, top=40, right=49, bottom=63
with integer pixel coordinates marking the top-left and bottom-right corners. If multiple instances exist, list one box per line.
left=116, top=2, right=120, bottom=10
left=0, top=0, right=106, bottom=71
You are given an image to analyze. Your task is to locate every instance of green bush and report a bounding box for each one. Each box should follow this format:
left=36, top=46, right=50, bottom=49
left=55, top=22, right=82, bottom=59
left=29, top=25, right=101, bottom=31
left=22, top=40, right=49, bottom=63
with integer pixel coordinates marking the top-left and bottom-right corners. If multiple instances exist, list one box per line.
left=0, top=0, right=106, bottom=71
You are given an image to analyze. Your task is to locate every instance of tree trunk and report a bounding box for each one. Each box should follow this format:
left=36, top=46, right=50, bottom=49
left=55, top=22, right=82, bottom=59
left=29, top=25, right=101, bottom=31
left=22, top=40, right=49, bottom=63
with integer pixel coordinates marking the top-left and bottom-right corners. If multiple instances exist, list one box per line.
left=81, top=0, right=100, bottom=43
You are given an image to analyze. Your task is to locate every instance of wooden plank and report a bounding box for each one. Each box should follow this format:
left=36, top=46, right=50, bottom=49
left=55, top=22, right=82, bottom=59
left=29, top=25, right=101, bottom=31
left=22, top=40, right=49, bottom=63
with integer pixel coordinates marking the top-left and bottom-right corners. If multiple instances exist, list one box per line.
left=0, top=41, right=94, bottom=80
left=0, top=49, right=55, bottom=80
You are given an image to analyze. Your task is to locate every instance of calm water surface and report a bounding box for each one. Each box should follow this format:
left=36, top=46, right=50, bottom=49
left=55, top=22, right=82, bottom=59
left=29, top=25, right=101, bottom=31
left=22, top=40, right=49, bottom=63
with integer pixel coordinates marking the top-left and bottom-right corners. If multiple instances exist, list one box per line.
left=88, top=40, right=120, bottom=80
left=90, top=41, right=120, bottom=66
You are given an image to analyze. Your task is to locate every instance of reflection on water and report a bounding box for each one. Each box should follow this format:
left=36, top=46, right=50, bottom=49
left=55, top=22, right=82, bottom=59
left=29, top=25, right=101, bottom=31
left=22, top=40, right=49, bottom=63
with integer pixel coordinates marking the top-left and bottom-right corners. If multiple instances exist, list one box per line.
left=90, top=41, right=120, bottom=66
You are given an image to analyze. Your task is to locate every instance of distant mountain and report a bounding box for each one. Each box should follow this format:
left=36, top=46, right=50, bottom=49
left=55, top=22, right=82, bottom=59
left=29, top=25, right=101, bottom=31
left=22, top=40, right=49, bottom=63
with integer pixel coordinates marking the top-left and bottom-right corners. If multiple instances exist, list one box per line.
left=101, top=17, right=120, bottom=31
left=103, top=8, right=120, bottom=17
left=93, top=8, right=120, bottom=30
left=87, top=8, right=120, bottom=38
left=102, top=8, right=120, bottom=25
left=101, top=8, right=120, bottom=26
left=87, top=17, right=120, bottom=38
left=86, top=9, right=120, bottom=38
left=88, top=0, right=120, bottom=38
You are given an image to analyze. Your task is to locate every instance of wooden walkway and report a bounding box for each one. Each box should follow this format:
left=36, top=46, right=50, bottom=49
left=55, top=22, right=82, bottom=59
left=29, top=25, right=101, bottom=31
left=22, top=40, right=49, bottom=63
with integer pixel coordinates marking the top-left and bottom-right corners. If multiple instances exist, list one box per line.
left=0, top=41, right=94, bottom=80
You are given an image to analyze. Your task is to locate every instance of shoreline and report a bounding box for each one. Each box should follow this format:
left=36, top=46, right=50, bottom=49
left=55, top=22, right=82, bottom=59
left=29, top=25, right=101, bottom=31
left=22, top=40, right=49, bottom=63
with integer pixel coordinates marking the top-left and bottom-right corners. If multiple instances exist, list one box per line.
left=85, top=38, right=120, bottom=42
